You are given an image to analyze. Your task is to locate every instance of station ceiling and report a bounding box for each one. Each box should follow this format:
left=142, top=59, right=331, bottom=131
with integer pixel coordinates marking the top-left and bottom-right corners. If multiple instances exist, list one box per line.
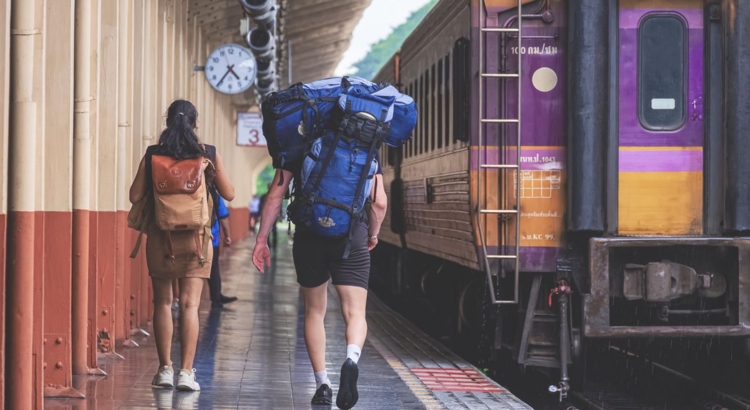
left=190, top=0, right=372, bottom=99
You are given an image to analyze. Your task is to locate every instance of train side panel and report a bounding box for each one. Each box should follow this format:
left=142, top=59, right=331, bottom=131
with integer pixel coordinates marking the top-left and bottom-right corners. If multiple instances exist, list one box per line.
left=378, top=0, right=479, bottom=270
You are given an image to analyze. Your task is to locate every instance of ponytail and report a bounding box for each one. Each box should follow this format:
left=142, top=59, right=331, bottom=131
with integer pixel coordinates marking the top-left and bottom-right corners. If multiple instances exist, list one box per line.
left=156, top=99, right=216, bottom=182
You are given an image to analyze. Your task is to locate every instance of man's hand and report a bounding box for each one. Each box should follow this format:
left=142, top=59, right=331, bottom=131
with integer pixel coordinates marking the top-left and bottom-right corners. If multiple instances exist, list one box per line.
left=224, top=236, right=232, bottom=247
left=252, top=241, right=271, bottom=273
left=367, top=237, right=378, bottom=251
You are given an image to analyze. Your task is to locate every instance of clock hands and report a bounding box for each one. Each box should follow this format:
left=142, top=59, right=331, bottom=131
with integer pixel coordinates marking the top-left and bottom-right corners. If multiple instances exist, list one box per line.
left=223, top=51, right=241, bottom=80
left=228, top=65, right=241, bottom=80
left=216, top=64, right=235, bottom=87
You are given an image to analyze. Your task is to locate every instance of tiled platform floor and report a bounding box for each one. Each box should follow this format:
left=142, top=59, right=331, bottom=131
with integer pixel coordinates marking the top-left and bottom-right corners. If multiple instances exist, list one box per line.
left=45, top=233, right=530, bottom=409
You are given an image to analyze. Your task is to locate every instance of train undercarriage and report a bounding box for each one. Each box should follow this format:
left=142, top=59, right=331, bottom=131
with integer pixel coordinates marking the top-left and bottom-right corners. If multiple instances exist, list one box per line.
left=371, top=238, right=750, bottom=407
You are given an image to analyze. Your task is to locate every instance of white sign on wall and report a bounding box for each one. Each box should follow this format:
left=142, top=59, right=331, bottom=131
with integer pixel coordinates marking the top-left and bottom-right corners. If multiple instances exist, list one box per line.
left=237, top=112, right=266, bottom=147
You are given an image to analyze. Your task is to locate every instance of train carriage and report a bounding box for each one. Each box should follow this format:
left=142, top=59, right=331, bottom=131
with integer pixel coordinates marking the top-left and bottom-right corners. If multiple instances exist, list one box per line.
left=371, top=0, right=750, bottom=399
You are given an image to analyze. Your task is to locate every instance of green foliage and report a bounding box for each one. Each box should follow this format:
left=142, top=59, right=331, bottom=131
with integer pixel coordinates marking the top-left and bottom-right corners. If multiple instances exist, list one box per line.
left=256, top=164, right=275, bottom=196
left=351, top=0, right=439, bottom=80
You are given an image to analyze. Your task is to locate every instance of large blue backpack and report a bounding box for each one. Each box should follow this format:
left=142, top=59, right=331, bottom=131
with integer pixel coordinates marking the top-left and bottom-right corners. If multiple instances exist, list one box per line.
left=288, top=86, right=398, bottom=255
left=261, top=77, right=383, bottom=169
left=261, top=78, right=417, bottom=168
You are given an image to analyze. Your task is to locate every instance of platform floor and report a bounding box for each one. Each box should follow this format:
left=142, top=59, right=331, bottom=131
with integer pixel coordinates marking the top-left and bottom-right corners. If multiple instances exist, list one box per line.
left=45, top=234, right=530, bottom=409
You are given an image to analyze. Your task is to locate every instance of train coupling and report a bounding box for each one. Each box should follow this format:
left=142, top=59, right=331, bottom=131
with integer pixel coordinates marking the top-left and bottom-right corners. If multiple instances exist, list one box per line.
left=622, top=261, right=726, bottom=302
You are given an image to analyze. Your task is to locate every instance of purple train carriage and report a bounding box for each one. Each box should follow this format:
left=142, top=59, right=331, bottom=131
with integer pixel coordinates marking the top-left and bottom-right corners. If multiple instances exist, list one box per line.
left=370, top=0, right=750, bottom=398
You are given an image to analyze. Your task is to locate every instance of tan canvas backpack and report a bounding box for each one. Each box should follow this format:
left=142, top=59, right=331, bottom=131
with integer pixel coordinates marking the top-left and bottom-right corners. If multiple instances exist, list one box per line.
left=151, top=155, right=213, bottom=265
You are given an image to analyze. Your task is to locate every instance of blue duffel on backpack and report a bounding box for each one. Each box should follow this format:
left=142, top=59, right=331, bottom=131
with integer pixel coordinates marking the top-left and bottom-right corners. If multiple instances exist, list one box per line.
left=289, top=89, right=396, bottom=254
left=358, top=85, right=417, bottom=147
left=261, top=77, right=383, bottom=168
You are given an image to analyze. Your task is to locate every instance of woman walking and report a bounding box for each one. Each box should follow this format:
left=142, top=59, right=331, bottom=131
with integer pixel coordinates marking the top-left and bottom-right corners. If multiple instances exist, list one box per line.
left=129, top=99, right=235, bottom=391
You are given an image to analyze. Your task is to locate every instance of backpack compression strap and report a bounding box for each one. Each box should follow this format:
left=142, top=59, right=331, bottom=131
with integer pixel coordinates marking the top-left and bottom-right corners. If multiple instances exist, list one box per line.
left=342, top=107, right=389, bottom=258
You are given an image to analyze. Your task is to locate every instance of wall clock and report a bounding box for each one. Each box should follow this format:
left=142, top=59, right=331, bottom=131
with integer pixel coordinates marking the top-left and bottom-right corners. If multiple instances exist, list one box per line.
left=205, top=43, right=257, bottom=95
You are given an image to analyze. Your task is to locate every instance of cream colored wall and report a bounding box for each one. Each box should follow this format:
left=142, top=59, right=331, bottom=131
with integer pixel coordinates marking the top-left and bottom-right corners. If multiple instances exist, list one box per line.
left=43, top=0, right=75, bottom=213
left=1, top=0, right=257, bottom=213
left=95, top=0, right=118, bottom=213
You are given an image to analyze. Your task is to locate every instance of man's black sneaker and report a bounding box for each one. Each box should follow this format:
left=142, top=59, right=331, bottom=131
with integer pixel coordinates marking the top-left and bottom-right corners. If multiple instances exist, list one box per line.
left=220, top=295, right=238, bottom=304
left=311, top=384, right=333, bottom=405
left=336, top=359, right=359, bottom=409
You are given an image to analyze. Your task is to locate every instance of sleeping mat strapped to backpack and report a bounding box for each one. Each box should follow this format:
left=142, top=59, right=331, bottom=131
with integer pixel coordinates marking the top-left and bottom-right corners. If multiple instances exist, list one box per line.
left=260, top=77, right=417, bottom=169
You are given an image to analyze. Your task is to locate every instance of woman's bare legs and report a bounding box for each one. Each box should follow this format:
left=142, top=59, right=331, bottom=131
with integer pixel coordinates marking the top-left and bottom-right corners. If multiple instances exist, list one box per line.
left=151, top=277, right=175, bottom=367
left=178, top=277, right=204, bottom=370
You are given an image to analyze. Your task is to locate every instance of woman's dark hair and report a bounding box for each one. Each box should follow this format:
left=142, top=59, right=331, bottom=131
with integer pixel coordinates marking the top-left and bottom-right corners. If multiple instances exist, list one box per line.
left=156, top=99, right=215, bottom=181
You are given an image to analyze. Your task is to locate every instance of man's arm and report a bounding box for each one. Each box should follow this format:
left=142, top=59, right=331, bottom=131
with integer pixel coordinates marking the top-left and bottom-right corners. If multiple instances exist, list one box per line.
left=367, top=175, right=387, bottom=250
left=256, top=170, right=291, bottom=243
left=252, top=169, right=292, bottom=272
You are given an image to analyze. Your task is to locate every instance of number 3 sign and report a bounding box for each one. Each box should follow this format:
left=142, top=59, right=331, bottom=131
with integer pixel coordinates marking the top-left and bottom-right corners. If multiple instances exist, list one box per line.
left=237, top=112, right=267, bottom=147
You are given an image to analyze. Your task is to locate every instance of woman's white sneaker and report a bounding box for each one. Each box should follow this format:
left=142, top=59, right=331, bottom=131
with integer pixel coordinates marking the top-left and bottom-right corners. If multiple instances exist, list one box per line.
left=176, top=369, right=200, bottom=391
left=151, top=365, right=174, bottom=388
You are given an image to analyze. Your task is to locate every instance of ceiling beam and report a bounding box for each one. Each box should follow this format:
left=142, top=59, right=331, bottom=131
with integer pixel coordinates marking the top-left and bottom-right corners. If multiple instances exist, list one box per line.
left=287, top=25, right=356, bottom=43
left=285, top=11, right=366, bottom=37
left=195, top=4, right=244, bottom=25
left=289, top=0, right=370, bottom=14
left=287, top=40, right=348, bottom=58
left=190, top=0, right=235, bottom=14
left=286, top=6, right=368, bottom=36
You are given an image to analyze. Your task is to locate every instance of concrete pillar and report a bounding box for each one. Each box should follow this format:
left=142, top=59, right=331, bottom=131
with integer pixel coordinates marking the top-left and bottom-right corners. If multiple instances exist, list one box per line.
left=7, top=0, right=41, bottom=406
left=72, top=0, right=94, bottom=376
left=41, top=0, right=86, bottom=398
left=0, top=0, right=10, bottom=405
left=115, top=0, right=135, bottom=346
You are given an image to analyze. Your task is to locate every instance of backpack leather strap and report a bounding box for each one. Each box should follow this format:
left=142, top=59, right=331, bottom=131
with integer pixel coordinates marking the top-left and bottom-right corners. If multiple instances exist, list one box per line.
left=130, top=231, right=145, bottom=259
left=193, top=230, right=204, bottom=265
left=165, top=231, right=176, bottom=265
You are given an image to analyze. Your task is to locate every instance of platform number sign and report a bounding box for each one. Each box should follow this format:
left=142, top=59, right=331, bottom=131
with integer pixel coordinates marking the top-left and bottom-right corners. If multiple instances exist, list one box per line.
left=237, top=112, right=266, bottom=147
left=205, top=44, right=257, bottom=95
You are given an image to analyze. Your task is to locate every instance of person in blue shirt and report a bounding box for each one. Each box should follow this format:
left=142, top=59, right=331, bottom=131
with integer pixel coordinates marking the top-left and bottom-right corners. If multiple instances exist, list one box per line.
left=208, top=195, right=237, bottom=308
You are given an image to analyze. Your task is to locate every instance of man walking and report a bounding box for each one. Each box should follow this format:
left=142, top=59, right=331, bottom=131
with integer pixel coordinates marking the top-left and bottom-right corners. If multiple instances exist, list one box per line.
left=248, top=195, right=260, bottom=233
left=251, top=163, right=387, bottom=409
left=208, top=195, right=238, bottom=309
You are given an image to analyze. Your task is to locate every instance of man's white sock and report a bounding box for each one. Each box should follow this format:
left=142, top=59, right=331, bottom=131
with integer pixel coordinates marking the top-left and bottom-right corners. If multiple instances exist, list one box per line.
left=314, top=370, right=331, bottom=389
left=346, top=344, right=361, bottom=364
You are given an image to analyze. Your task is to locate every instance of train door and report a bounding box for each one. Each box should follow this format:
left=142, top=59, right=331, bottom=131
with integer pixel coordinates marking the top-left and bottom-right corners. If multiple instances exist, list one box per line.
left=617, top=0, right=704, bottom=235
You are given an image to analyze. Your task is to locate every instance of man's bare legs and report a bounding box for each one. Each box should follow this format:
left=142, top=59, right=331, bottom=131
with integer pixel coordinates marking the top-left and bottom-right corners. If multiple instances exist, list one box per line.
left=334, top=284, right=367, bottom=409
left=301, top=282, right=328, bottom=372
left=334, top=285, right=368, bottom=349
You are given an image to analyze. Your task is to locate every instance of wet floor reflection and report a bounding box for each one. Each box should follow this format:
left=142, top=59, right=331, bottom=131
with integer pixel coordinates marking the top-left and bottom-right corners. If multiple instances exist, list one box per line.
left=44, top=234, right=426, bottom=409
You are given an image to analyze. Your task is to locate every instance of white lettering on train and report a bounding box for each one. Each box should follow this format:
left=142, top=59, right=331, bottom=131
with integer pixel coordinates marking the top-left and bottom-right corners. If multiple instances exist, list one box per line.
left=511, top=43, right=559, bottom=55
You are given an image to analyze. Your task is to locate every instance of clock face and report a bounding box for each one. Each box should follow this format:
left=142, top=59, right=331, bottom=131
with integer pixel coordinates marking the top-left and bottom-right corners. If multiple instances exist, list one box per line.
left=205, top=44, right=257, bottom=95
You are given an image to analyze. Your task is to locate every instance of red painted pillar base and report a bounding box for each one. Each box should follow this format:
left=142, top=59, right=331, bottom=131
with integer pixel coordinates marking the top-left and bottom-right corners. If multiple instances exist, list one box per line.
left=42, top=211, right=84, bottom=398
left=6, top=211, right=36, bottom=410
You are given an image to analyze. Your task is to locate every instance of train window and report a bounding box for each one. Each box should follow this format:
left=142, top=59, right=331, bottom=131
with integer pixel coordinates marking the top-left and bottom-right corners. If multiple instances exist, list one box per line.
left=431, top=63, right=437, bottom=151
left=421, top=72, right=427, bottom=155
left=437, top=59, right=444, bottom=149
left=453, top=37, right=470, bottom=142
left=638, top=15, right=686, bottom=131
left=444, top=54, right=451, bottom=145
left=407, top=81, right=419, bottom=158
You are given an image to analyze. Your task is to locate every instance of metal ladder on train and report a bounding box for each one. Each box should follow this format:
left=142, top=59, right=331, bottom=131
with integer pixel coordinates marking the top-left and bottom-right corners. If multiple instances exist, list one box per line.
left=477, top=0, right=523, bottom=305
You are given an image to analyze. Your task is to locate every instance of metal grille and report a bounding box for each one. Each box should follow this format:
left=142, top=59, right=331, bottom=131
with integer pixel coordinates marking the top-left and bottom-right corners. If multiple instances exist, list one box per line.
left=410, top=368, right=505, bottom=393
